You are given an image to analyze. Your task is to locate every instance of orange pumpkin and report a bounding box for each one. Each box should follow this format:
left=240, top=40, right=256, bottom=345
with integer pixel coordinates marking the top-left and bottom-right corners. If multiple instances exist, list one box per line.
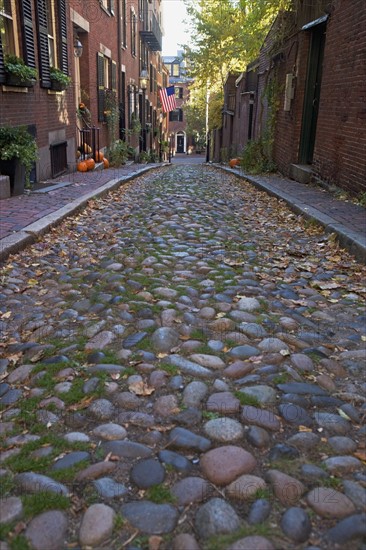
left=86, top=158, right=95, bottom=171
left=103, top=158, right=109, bottom=169
left=95, top=151, right=104, bottom=162
left=229, top=158, right=240, bottom=168
left=77, top=161, right=88, bottom=172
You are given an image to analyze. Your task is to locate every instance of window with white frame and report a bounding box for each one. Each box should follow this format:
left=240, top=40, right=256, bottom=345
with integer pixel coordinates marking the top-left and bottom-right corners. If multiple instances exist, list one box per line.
left=0, top=0, right=15, bottom=56
left=131, top=9, right=136, bottom=56
left=46, top=0, right=56, bottom=66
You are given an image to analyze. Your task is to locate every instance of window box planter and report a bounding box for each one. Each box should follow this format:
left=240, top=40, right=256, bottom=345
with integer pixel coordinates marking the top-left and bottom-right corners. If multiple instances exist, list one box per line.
left=50, top=80, right=67, bottom=92
left=4, top=55, right=37, bottom=88
left=49, top=67, right=71, bottom=92
left=5, top=74, right=36, bottom=87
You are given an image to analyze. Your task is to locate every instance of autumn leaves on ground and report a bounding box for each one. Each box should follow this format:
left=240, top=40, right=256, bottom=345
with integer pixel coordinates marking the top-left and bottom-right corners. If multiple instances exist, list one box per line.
left=0, top=165, right=365, bottom=550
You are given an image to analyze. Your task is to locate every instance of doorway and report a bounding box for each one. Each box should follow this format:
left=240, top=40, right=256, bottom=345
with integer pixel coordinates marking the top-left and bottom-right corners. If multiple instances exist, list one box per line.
left=177, top=133, right=185, bottom=153
left=299, top=22, right=326, bottom=164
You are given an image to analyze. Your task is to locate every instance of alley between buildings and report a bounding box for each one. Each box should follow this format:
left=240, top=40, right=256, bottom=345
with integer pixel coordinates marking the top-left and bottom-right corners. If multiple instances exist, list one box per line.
left=0, top=165, right=365, bottom=549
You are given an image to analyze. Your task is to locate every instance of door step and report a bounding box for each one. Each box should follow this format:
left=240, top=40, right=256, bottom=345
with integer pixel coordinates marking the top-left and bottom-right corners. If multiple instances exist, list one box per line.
left=289, top=164, right=313, bottom=184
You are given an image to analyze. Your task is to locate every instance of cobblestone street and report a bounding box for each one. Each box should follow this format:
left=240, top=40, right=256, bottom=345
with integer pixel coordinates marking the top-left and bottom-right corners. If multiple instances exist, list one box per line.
left=0, top=165, right=365, bottom=549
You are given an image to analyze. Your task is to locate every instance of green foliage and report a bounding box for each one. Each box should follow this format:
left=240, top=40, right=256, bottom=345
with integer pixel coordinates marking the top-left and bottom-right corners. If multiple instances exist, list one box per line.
left=0, top=125, right=38, bottom=186
left=138, top=151, right=150, bottom=163
left=233, top=390, right=260, bottom=407
left=22, top=492, right=69, bottom=518
left=240, top=138, right=276, bottom=174
left=130, top=114, right=142, bottom=136
left=145, top=484, right=176, bottom=504
left=183, top=0, right=291, bottom=132
left=148, top=150, right=159, bottom=163
left=104, top=90, right=119, bottom=147
left=49, top=66, right=71, bottom=87
left=108, top=139, right=129, bottom=167
left=4, top=54, right=37, bottom=82
left=357, top=191, right=366, bottom=207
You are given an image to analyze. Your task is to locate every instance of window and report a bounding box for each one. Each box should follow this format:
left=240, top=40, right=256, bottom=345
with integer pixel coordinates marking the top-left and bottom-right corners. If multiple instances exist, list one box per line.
left=101, top=0, right=115, bottom=15
left=171, top=63, right=179, bottom=77
left=175, top=87, right=183, bottom=99
left=46, top=0, right=56, bottom=66
left=0, top=0, right=15, bottom=56
left=97, top=52, right=117, bottom=121
left=130, top=9, right=136, bottom=56
left=169, top=109, right=183, bottom=122
left=120, top=0, right=127, bottom=48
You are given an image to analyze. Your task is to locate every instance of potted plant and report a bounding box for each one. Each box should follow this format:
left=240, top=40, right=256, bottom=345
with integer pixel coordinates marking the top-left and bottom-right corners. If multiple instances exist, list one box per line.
left=4, top=54, right=37, bottom=87
left=0, top=126, right=38, bottom=195
left=49, top=66, right=71, bottom=91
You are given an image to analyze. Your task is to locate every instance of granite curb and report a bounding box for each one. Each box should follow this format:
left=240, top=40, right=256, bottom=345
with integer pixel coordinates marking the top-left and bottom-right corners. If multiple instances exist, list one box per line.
left=217, top=165, right=366, bottom=264
left=0, top=165, right=159, bottom=263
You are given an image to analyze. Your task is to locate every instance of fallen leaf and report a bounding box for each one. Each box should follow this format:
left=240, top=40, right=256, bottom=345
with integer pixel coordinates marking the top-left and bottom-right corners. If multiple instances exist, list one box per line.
left=129, top=381, right=155, bottom=396
left=68, top=395, right=95, bottom=411
left=27, top=278, right=39, bottom=286
left=6, top=352, right=22, bottom=365
left=149, top=536, right=163, bottom=550
left=354, top=450, right=366, bottom=462
left=298, top=426, right=312, bottom=432
left=1, top=311, right=11, bottom=319
left=157, top=353, right=168, bottom=359
left=29, top=350, right=45, bottom=362
left=337, top=408, right=352, bottom=421
left=215, top=312, right=226, bottom=319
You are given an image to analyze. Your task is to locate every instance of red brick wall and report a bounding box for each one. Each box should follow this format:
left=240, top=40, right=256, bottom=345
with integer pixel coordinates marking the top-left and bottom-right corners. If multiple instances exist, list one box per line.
left=272, top=0, right=366, bottom=195
left=312, top=0, right=366, bottom=194
left=0, top=0, right=76, bottom=181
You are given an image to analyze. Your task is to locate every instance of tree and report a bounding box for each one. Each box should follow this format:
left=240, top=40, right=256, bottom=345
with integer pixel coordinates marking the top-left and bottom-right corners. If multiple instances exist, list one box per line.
left=183, top=0, right=291, bottom=130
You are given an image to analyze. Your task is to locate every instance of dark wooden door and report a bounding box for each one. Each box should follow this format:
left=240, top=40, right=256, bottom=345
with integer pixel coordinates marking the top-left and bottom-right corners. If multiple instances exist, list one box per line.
left=177, top=135, right=184, bottom=153
left=299, top=23, right=326, bottom=164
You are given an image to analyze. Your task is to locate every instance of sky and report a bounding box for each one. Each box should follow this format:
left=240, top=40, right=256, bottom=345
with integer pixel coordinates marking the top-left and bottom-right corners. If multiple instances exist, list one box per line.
left=162, top=0, right=190, bottom=56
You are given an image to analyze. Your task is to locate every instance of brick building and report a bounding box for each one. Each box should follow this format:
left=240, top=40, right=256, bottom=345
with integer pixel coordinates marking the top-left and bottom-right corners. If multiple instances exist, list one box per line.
left=163, top=51, right=193, bottom=154
left=0, top=0, right=165, bottom=193
left=215, top=0, right=366, bottom=197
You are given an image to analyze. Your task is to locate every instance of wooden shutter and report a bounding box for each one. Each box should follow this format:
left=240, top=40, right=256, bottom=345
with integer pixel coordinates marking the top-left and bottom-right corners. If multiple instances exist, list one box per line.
left=58, top=0, right=68, bottom=75
left=111, top=60, right=117, bottom=91
left=97, top=53, right=105, bottom=122
left=20, top=0, right=36, bottom=69
left=0, top=34, right=5, bottom=84
left=36, top=0, right=51, bottom=87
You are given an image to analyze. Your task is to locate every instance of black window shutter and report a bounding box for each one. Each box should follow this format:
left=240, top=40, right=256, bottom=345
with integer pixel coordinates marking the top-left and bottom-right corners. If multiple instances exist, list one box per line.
left=111, top=60, right=117, bottom=91
left=97, top=53, right=105, bottom=122
left=36, top=0, right=51, bottom=87
left=58, top=0, right=68, bottom=75
left=0, top=34, right=5, bottom=84
left=20, top=0, right=36, bottom=69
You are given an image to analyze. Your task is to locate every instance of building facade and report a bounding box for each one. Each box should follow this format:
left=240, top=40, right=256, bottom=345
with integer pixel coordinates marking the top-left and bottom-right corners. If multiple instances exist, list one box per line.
left=0, top=0, right=165, bottom=192
left=163, top=51, right=193, bottom=154
left=215, top=0, right=366, bottom=197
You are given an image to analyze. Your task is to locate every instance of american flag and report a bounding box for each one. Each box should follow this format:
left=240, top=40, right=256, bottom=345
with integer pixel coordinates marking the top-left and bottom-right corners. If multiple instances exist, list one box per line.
left=159, top=85, right=177, bottom=113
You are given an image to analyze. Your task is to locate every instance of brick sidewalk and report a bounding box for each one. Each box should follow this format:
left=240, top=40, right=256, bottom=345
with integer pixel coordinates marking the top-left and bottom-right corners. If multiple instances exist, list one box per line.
left=0, top=163, right=151, bottom=240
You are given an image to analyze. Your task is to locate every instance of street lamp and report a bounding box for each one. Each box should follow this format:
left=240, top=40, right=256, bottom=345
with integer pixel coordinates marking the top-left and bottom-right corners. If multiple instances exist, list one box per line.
left=139, top=67, right=149, bottom=152
left=74, top=37, right=83, bottom=58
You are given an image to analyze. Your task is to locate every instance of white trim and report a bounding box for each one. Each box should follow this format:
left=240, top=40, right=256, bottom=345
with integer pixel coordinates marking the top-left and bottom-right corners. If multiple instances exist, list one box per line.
left=70, top=9, right=90, bottom=32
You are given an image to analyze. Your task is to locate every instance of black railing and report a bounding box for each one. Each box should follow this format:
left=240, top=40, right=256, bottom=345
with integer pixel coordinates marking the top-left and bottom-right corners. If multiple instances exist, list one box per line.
left=78, top=126, right=100, bottom=161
